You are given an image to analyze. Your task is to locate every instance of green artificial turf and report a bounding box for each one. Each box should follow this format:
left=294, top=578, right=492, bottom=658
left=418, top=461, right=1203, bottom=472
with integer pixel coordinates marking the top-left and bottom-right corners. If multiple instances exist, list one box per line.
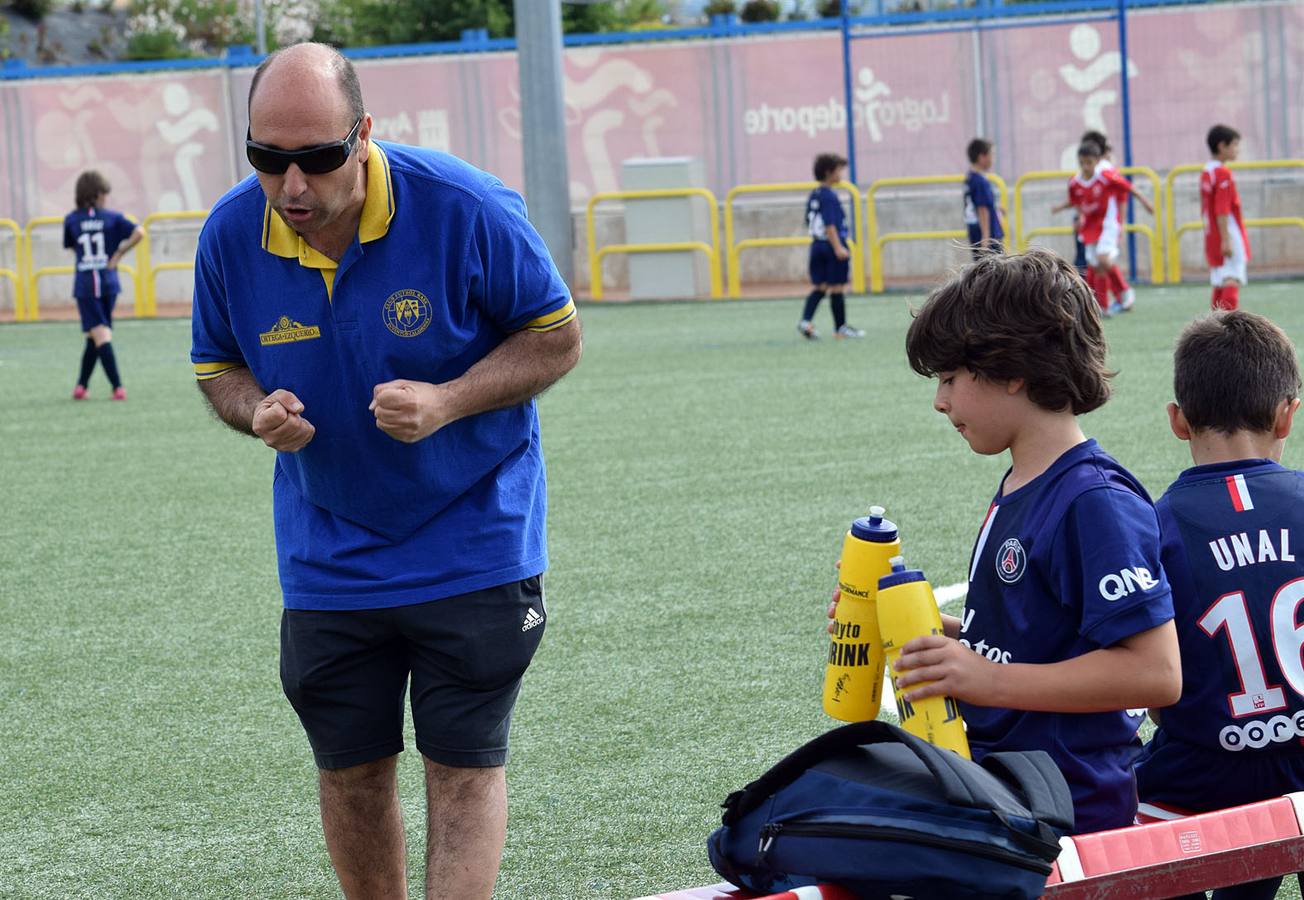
left=2, top=281, right=1302, bottom=898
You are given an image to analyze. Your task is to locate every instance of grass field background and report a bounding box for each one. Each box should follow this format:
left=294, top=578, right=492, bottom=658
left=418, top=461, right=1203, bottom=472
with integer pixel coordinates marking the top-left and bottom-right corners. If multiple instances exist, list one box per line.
left=3, top=281, right=1304, bottom=899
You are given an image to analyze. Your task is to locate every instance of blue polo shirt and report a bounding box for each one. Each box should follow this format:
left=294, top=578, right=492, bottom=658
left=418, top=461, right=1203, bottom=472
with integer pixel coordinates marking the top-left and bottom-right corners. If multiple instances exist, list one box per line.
left=959, top=439, right=1174, bottom=833
left=191, top=141, right=575, bottom=610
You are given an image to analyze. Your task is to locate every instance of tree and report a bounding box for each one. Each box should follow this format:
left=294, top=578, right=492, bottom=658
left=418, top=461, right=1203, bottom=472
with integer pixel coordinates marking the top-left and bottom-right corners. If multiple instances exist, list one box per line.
left=10, top=0, right=54, bottom=22
left=126, top=0, right=254, bottom=60
left=562, top=2, right=621, bottom=33
left=739, top=0, right=779, bottom=21
left=553, top=1, right=668, bottom=35
left=816, top=0, right=855, bottom=16
left=314, top=0, right=512, bottom=46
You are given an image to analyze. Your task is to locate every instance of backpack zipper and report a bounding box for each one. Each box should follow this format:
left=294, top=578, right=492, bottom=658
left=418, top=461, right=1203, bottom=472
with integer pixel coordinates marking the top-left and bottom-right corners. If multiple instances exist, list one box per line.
left=756, top=821, right=1054, bottom=875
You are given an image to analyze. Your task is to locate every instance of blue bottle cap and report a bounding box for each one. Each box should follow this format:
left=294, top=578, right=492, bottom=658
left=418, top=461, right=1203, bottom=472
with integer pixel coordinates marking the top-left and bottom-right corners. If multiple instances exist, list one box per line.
left=878, top=556, right=926, bottom=590
left=850, top=505, right=898, bottom=543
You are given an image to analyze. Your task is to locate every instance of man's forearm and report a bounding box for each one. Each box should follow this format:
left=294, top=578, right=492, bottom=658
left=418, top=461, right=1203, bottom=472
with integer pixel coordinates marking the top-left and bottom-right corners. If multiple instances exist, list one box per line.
left=439, top=320, right=582, bottom=425
left=197, top=366, right=265, bottom=436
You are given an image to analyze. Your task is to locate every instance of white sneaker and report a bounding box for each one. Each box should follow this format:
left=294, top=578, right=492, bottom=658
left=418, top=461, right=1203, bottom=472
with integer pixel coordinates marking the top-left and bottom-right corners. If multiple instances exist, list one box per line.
left=1119, top=288, right=1135, bottom=311
left=835, top=324, right=865, bottom=339
left=798, top=320, right=819, bottom=340
left=1104, top=301, right=1122, bottom=318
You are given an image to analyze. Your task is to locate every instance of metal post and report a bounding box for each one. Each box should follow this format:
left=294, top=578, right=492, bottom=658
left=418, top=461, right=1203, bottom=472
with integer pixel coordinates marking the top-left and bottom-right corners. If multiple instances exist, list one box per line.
left=841, top=0, right=858, bottom=185
left=1117, top=0, right=1137, bottom=281
left=513, top=0, right=574, bottom=285
left=255, top=0, right=266, bottom=55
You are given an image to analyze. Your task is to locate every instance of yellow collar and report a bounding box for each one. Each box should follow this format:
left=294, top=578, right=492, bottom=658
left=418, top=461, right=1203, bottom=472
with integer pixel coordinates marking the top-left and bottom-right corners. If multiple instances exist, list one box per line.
left=261, top=140, right=395, bottom=264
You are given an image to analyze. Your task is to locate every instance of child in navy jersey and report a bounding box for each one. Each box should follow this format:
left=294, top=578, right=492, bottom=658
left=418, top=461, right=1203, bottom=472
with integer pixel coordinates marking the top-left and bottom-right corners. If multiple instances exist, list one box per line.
left=895, top=249, right=1180, bottom=833
left=963, top=138, right=1004, bottom=259
left=1136, top=311, right=1304, bottom=900
left=63, top=170, right=143, bottom=400
left=798, top=153, right=863, bottom=341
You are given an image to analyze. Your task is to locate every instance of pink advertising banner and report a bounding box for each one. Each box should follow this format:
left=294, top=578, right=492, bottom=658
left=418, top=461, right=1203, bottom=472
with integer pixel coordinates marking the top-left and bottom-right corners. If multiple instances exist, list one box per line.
left=0, top=0, right=1298, bottom=226
left=7, top=71, right=237, bottom=221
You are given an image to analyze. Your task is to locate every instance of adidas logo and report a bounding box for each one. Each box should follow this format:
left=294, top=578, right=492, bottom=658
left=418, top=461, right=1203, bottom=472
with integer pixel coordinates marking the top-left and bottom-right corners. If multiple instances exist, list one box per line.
left=522, top=607, right=544, bottom=632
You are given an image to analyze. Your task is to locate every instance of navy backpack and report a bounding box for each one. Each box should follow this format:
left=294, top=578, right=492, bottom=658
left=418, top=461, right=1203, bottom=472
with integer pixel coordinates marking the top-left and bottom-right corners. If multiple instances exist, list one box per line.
left=707, top=721, right=1074, bottom=900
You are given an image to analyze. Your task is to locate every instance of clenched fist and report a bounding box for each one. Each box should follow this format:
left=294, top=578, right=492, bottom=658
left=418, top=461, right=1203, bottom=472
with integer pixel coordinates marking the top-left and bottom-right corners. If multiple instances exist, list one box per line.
left=252, top=389, right=315, bottom=452
left=370, top=379, right=450, bottom=443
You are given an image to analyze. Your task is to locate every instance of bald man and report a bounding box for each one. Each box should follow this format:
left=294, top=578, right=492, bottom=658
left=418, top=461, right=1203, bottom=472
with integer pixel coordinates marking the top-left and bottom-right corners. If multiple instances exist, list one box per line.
left=190, top=42, right=580, bottom=899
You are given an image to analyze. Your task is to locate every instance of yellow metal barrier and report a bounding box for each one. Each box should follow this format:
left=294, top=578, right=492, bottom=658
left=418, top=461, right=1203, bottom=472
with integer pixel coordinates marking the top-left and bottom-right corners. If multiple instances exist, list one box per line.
left=23, top=216, right=63, bottom=321
left=139, top=210, right=208, bottom=315
left=24, top=215, right=145, bottom=321
left=1012, top=167, right=1164, bottom=283
left=1168, top=217, right=1304, bottom=283
left=24, top=261, right=138, bottom=322
left=723, top=181, right=864, bottom=297
left=586, top=188, right=722, bottom=300
left=865, top=174, right=1008, bottom=293
left=0, top=218, right=25, bottom=320
left=1164, top=160, right=1304, bottom=282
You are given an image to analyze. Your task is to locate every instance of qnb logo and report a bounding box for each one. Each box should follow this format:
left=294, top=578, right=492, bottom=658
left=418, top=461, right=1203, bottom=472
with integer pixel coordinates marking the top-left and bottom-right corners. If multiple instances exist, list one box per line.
left=1219, top=710, right=1304, bottom=752
left=1098, top=566, right=1159, bottom=602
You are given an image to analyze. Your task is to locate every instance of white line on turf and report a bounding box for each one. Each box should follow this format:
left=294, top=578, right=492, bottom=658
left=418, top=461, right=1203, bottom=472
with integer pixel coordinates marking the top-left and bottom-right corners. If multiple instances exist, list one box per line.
left=934, top=582, right=967, bottom=605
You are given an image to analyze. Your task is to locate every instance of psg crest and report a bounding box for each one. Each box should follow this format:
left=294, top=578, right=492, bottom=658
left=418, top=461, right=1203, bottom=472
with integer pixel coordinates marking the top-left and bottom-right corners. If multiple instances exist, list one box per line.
left=996, top=537, right=1027, bottom=584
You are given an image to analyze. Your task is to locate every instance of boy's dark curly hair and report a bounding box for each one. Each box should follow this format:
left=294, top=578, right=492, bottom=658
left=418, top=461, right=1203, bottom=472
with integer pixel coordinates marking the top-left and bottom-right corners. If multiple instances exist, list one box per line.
left=906, top=249, right=1113, bottom=414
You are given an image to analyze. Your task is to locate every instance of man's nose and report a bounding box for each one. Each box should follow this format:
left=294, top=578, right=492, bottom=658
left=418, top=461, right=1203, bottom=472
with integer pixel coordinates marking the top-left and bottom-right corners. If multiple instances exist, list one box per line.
left=282, top=163, right=308, bottom=195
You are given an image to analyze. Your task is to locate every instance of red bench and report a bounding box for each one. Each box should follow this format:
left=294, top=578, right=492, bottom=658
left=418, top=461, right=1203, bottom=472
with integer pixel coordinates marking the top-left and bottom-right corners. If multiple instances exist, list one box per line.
left=635, top=887, right=855, bottom=900
left=640, top=794, right=1304, bottom=900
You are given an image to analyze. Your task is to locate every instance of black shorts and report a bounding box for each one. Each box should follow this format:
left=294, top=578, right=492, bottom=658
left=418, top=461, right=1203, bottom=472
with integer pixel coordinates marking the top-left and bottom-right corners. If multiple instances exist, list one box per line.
left=808, top=240, right=850, bottom=287
left=280, top=576, right=546, bottom=770
left=75, top=291, right=116, bottom=331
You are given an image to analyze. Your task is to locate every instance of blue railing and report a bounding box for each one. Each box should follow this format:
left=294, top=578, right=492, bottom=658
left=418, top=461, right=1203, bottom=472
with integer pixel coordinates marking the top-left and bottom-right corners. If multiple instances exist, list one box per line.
left=0, top=0, right=1218, bottom=81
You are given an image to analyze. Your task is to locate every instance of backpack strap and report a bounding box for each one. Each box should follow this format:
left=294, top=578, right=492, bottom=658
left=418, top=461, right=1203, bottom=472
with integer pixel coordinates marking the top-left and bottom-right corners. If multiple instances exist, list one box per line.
left=916, top=744, right=1067, bottom=859
left=980, top=751, right=1076, bottom=832
left=721, top=721, right=988, bottom=825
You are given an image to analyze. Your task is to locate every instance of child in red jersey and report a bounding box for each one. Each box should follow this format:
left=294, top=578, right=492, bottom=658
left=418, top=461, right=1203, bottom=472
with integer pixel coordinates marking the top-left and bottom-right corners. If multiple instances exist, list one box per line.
left=1202, top=124, right=1250, bottom=311
left=1052, top=140, right=1153, bottom=317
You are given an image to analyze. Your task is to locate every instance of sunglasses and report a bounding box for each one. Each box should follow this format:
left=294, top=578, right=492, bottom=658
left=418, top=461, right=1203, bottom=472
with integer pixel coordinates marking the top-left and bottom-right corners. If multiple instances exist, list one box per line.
left=246, top=117, right=363, bottom=175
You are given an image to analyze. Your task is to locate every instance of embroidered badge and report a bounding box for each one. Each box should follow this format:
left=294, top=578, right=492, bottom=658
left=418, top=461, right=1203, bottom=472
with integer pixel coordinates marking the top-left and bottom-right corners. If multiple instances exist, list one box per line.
left=259, top=315, right=321, bottom=346
left=995, top=537, right=1027, bottom=584
left=383, top=288, right=432, bottom=338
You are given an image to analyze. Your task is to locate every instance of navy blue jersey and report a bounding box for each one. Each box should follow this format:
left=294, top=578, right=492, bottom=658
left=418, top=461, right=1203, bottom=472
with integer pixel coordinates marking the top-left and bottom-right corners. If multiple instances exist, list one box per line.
left=806, top=186, right=847, bottom=242
left=959, top=439, right=1174, bottom=833
left=63, top=208, right=135, bottom=299
left=1150, top=460, right=1304, bottom=755
left=963, top=171, right=1003, bottom=243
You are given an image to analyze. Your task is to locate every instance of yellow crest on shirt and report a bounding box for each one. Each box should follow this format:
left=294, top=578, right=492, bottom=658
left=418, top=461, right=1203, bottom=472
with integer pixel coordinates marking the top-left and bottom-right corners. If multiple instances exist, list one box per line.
left=383, top=289, right=432, bottom=338
left=259, top=315, right=321, bottom=346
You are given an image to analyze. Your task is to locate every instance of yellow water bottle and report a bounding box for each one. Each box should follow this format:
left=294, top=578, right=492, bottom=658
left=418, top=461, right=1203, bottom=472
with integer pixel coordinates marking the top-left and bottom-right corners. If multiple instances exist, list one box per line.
left=877, top=556, right=971, bottom=758
left=822, top=506, right=900, bottom=722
